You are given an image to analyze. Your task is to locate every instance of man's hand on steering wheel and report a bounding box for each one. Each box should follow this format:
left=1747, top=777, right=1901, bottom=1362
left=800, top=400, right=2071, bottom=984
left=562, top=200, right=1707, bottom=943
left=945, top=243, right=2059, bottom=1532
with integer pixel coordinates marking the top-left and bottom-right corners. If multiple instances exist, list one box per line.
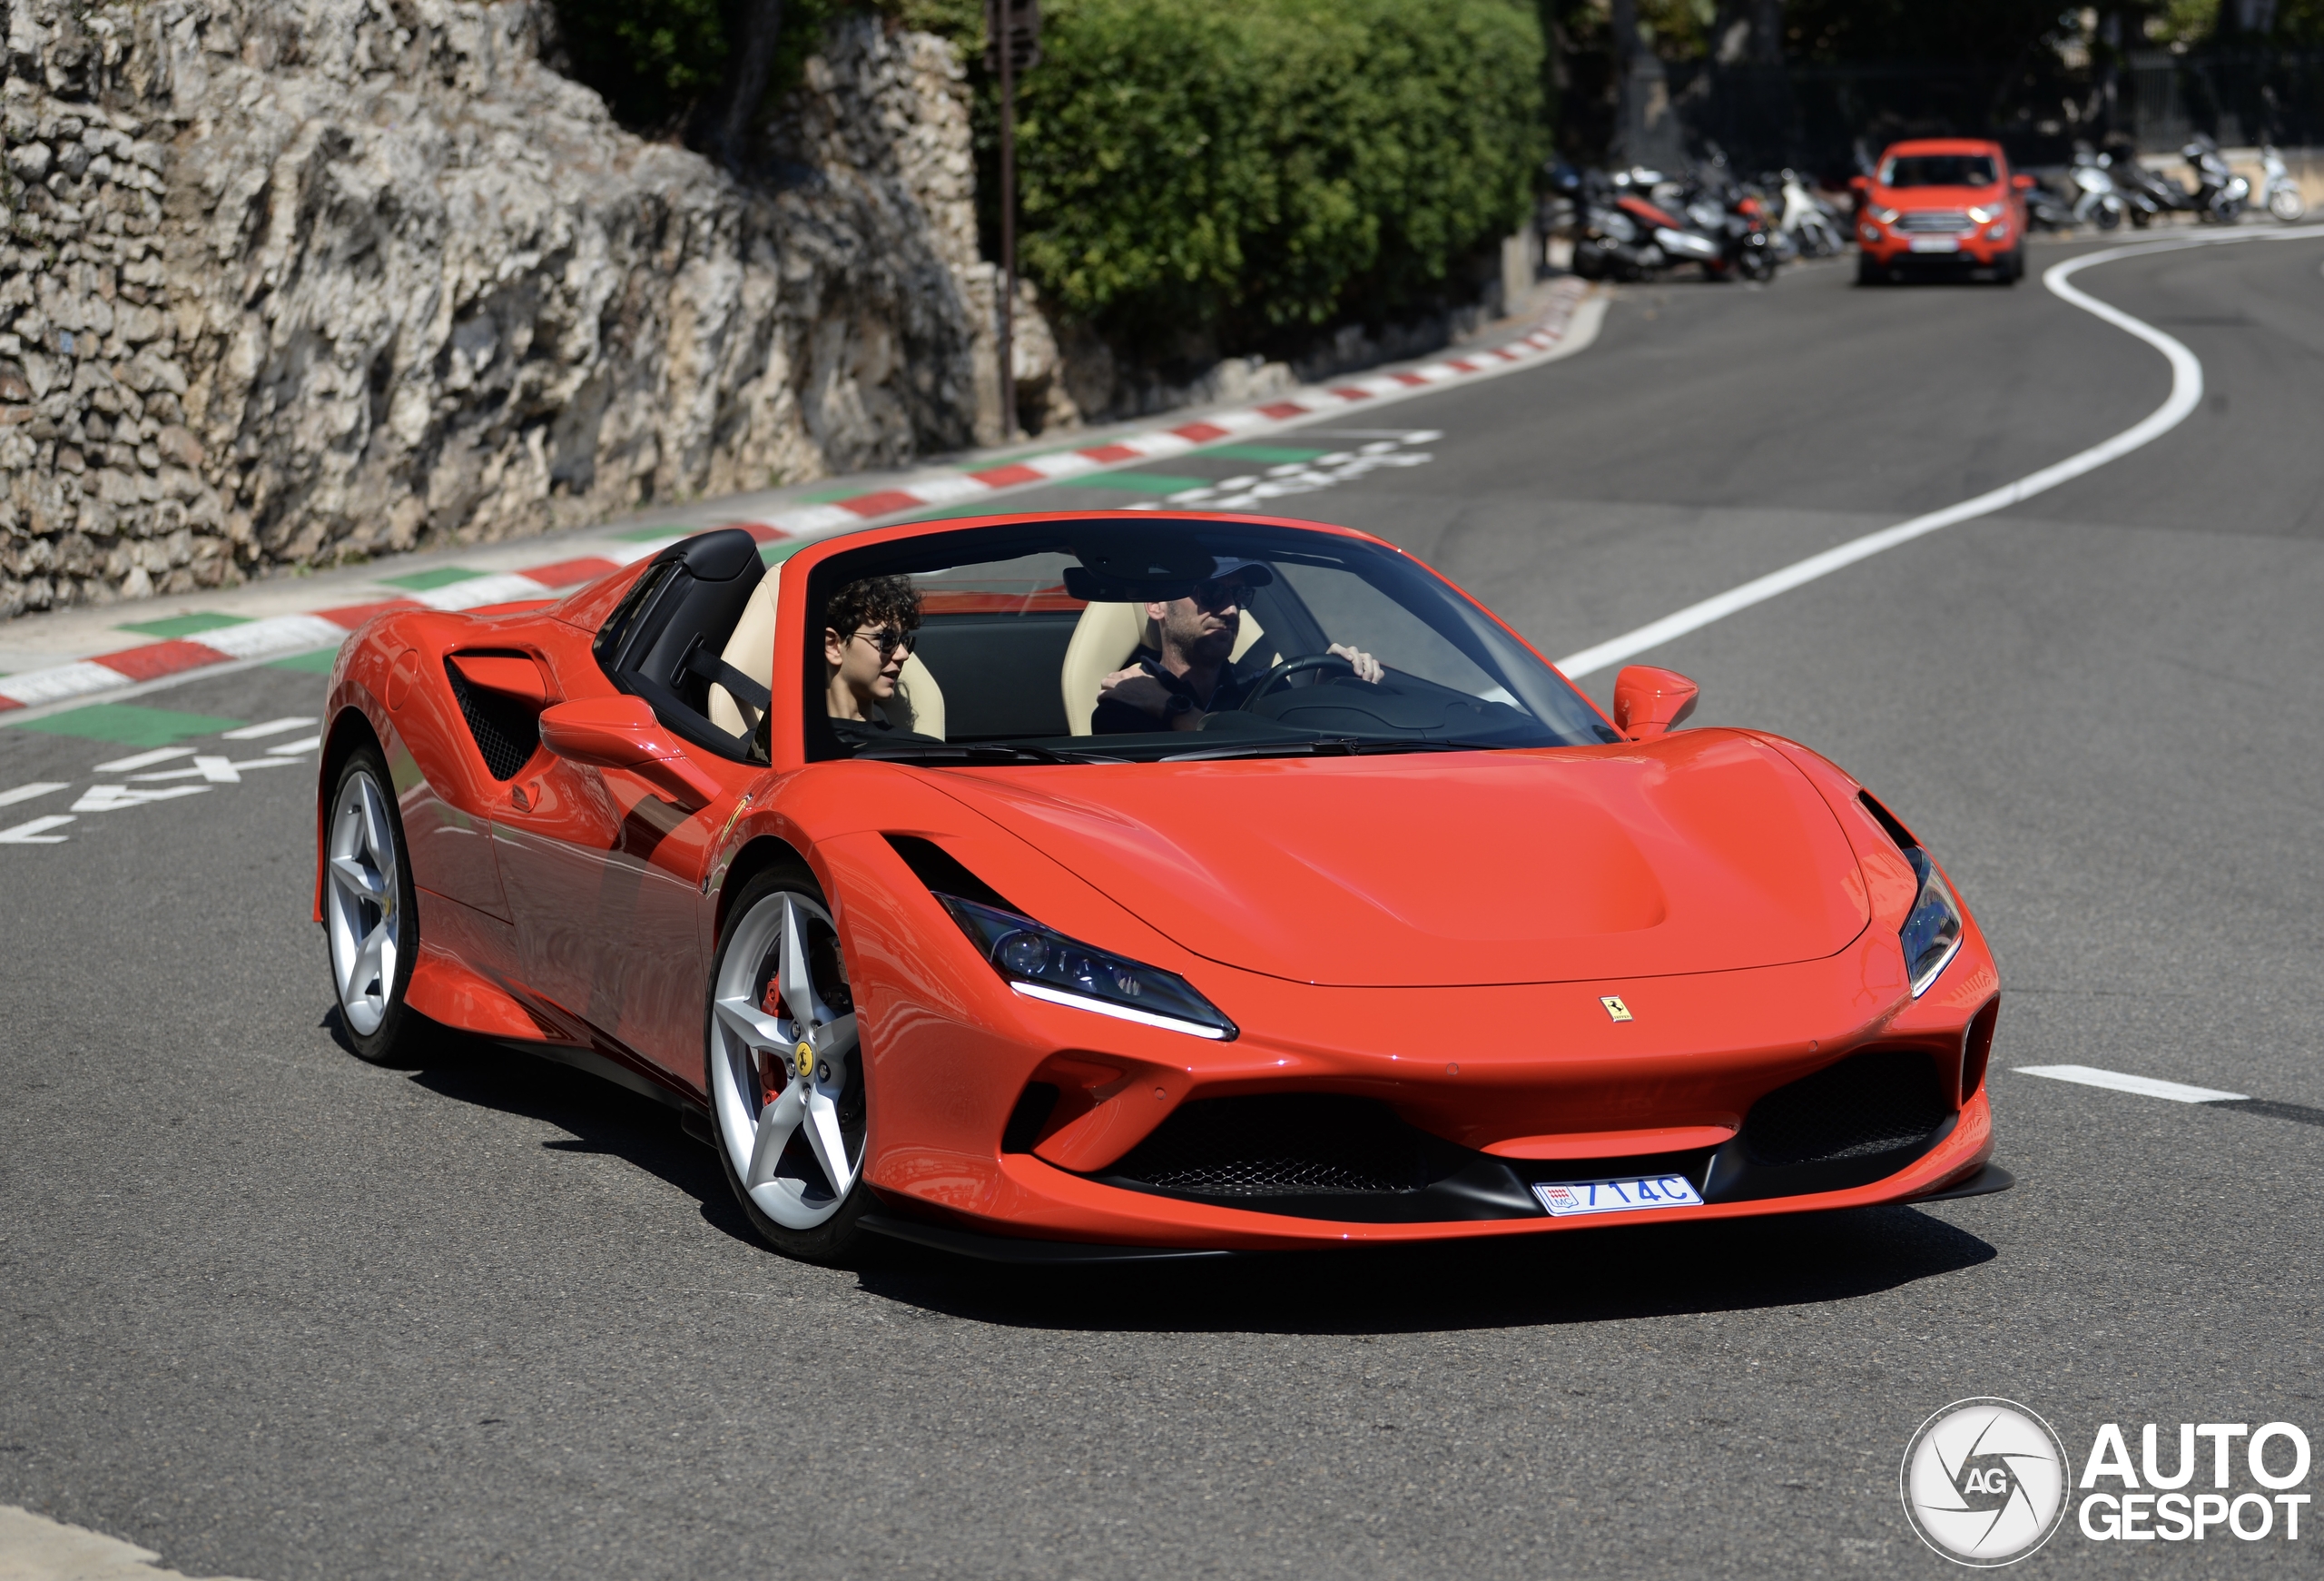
left=1328, top=643, right=1384, bottom=684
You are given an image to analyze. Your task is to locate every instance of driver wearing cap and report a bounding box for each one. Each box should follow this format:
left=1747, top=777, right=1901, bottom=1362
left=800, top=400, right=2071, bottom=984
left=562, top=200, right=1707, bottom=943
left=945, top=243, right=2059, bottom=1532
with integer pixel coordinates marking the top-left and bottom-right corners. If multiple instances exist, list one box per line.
left=1093, top=559, right=1382, bottom=735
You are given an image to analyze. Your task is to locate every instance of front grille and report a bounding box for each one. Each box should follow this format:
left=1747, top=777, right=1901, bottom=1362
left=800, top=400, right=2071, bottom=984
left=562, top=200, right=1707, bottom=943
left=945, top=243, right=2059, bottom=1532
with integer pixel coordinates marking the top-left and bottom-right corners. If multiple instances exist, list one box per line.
left=1896, top=210, right=1973, bottom=233
left=444, top=660, right=540, bottom=781
left=1740, top=1048, right=1949, bottom=1167
left=1108, top=1095, right=1432, bottom=1196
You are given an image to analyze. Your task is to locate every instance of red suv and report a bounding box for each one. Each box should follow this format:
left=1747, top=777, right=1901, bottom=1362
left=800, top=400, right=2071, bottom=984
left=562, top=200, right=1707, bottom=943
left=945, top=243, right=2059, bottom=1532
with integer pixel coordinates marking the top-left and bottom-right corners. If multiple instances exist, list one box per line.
left=1852, top=138, right=2032, bottom=284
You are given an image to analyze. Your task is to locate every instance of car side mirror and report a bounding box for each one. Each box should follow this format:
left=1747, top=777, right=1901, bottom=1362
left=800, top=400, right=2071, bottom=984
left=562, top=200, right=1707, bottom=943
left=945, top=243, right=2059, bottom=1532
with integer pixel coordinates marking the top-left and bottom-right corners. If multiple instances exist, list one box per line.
left=1847, top=174, right=1869, bottom=197
left=538, top=697, right=724, bottom=811
left=1612, top=666, right=1700, bottom=741
left=2012, top=173, right=2036, bottom=192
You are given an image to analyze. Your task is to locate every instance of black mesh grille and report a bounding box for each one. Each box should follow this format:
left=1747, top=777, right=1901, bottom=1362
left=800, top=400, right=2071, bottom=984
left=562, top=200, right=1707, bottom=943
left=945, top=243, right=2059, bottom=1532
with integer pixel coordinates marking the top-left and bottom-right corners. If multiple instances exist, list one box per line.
left=1741, top=1048, right=1949, bottom=1167
left=1108, top=1096, right=1431, bottom=1196
left=444, top=661, right=540, bottom=781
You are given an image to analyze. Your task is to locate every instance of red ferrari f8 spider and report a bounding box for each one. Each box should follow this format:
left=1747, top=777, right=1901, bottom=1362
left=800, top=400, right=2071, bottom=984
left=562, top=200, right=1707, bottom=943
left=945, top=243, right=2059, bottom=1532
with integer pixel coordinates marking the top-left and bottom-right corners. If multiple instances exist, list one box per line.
left=316, top=513, right=2007, bottom=1262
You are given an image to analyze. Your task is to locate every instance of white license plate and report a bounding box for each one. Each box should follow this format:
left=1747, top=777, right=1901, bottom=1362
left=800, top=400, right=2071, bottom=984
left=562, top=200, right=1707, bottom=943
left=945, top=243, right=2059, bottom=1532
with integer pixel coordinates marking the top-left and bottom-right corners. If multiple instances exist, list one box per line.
left=1908, top=237, right=1961, bottom=253
left=1531, top=1174, right=1704, bottom=1217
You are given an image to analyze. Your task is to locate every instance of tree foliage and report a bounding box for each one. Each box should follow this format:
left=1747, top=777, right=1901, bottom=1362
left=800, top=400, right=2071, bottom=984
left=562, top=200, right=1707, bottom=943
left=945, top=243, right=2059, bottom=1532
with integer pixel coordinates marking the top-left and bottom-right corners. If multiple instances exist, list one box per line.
left=1002, top=0, right=1546, bottom=354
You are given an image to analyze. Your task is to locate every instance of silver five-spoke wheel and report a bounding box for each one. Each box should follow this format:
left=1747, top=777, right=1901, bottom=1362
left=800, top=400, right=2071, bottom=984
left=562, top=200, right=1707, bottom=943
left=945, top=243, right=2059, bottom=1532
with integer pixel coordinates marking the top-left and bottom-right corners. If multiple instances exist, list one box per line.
left=324, top=745, right=419, bottom=1062
left=707, top=873, right=870, bottom=1257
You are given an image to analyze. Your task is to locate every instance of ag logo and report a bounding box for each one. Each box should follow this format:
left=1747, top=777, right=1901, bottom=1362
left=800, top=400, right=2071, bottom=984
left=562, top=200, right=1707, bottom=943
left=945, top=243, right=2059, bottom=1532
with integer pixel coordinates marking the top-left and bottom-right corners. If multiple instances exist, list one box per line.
left=1901, top=1398, right=2073, bottom=1566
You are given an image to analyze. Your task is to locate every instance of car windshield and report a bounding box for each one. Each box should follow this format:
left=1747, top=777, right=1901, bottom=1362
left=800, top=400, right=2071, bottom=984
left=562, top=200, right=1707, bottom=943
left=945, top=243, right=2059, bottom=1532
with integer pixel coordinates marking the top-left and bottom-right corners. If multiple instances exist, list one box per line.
left=801, top=519, right=1619, bottom=764
left=1881, top=154, right=1997, bottom=188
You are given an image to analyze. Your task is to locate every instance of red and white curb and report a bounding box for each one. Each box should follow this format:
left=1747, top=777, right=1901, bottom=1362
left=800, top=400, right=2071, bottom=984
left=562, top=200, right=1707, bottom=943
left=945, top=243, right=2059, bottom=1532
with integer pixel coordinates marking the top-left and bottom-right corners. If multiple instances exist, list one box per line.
left=0, top=280, right=1594, bottom=716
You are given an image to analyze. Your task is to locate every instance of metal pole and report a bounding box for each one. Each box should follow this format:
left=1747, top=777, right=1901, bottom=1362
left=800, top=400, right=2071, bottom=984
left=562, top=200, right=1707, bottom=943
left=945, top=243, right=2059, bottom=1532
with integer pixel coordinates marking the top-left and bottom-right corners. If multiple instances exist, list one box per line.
left=998, top=9, right=1018, bottom=444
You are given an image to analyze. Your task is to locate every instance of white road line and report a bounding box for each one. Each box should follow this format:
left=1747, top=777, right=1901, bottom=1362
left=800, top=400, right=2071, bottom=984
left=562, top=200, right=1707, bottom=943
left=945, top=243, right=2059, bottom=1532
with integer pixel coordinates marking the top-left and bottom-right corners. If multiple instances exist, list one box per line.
left=1553, top=225, right=2324, bottom=678
left=130, top=756, right=300, bottom=784
left=70, top=785, right=209, bottom=812
left=0, top=781, right=69, bottom=808
left=266, top=736, right=323, bottom=756
left=2016, top=1064, right=2250, bottom=1103
left=0, top=814, right=74, bottom=843
left=222, top=716, right=318, bottom=739
left=94, top=746, right=197, bottom=772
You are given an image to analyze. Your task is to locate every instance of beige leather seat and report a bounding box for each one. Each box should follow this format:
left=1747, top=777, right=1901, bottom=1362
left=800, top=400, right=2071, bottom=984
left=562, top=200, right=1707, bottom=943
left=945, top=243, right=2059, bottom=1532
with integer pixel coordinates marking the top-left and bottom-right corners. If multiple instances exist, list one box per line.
left=707, top=565, right=945, bottom=740
left=1059, top=601, right=1268, bottom=735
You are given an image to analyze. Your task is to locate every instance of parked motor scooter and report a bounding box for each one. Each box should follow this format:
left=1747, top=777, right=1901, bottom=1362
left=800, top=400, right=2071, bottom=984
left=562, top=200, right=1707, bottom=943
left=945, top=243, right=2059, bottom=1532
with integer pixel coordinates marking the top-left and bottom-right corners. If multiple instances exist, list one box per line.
left=2021, top=173, right=2074, bottom=232
left=2067, top=146, right=2126, bottom=230
left=1558, top=165, right=1772, bottom=282
left=1772, top=168, right=1846, bottom=257
left=2181, top=133, right=2251, bottom=222
left=2103, top=140, right=2198, bottom=226
left=2260, top=142, right=2307, bottom=222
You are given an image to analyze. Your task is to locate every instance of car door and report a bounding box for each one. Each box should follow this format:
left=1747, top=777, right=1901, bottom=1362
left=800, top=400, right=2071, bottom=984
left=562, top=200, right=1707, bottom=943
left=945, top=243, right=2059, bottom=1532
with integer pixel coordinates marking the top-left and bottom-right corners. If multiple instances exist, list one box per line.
left=466, top=632, right=738, bottom=1087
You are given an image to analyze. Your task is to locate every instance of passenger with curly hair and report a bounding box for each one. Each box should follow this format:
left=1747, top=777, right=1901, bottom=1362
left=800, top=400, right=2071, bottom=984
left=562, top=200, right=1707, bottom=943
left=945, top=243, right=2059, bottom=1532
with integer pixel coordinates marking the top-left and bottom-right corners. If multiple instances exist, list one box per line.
left=822, top=574, right=922, bottom=736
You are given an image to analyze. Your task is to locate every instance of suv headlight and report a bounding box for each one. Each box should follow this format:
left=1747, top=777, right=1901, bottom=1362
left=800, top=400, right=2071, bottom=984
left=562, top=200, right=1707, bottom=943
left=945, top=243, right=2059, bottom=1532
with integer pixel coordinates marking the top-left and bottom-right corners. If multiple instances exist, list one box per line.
left=1870, top=204, right=1900, bottom=223
left=1899, top=847, right=1965, bottom=997
left=1966, top=205, right=1995, bottom=223
left=938, top=894, right=1238, bottom=1040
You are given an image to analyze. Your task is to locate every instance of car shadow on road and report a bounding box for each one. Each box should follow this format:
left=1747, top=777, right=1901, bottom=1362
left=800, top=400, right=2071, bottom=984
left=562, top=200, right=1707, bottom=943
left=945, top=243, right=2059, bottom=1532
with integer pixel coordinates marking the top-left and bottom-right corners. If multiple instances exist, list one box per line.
left=852, top=1206, right=1999, bottom=1337
left=336, top=1009, right=764, bottom=1245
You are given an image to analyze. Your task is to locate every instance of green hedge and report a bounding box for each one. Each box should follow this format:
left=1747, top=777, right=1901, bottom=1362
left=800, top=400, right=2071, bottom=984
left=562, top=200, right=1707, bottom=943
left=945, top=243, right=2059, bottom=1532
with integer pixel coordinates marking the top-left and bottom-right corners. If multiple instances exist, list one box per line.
left=1007, top=0, right=1546, bottom=351
left=553, top=0, right=1546, bottom=350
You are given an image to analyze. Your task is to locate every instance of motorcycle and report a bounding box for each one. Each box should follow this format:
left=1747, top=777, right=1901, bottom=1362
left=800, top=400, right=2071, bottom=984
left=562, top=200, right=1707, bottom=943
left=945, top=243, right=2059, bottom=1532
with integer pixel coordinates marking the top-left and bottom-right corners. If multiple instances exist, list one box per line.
left=1771, top=168, right=1846, bottom=257
left=2067, top=146, right=2126, bottom=231
left=1557, top=164, right=1775, bottom=283
left=2182, top=133, right=2250, bottom=222
left=2260, top=142, right=2307, bottom=222
left=2096, top=140, right=2195, bottom=226
left=2021, top=173, right=2074, bottom=232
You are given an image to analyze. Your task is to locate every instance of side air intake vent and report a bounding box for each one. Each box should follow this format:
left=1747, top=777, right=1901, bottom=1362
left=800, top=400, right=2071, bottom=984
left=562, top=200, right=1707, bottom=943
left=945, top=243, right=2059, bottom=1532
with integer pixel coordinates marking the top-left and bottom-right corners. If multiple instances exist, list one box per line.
left=445, top=660, right=539, bottom=781
left=1739, top=1047, right=1949, bottom=1168
left=1108, top=1095, right=1433, bottom=1196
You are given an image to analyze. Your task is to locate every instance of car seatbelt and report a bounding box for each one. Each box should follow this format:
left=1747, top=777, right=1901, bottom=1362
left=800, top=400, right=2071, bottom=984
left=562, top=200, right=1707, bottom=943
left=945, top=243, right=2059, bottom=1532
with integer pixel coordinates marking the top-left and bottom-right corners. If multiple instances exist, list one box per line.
left=684, top=644, right=773, bottom=714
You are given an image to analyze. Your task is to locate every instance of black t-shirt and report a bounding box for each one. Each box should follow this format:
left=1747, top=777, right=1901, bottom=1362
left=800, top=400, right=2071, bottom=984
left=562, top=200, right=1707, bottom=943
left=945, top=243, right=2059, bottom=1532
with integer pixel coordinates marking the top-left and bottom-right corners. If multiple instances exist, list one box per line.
left=1090, top=647, right=1256, bottom=735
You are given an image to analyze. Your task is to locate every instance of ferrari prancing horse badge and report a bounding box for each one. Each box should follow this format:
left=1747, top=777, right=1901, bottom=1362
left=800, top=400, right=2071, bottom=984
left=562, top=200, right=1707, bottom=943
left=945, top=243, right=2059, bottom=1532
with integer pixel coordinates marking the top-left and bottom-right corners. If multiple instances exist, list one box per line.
left=1600, top=995, right=1633, bottom=1023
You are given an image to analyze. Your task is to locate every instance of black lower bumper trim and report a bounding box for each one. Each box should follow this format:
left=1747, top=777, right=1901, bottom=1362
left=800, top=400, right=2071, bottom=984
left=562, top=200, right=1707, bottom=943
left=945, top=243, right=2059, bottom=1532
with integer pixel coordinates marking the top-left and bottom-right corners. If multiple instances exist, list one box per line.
left=857, top=1211, right=1236, bottom=1265
left=1909, top=1162, right=2015, bottom=1202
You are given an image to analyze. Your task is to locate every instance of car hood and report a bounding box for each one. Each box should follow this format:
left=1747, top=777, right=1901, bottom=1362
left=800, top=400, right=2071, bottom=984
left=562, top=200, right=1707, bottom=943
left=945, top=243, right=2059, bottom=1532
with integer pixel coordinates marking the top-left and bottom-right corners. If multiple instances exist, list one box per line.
left=923, top=730, right=1870, bottom=988
left=1875, top=184, right=2004, bottom=206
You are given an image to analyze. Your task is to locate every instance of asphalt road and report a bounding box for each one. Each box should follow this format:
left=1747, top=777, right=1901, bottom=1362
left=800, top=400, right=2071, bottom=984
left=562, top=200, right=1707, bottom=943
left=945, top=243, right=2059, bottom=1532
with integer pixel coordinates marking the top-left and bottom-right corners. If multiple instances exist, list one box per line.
left=5, top=235, right=2322, bottom=1580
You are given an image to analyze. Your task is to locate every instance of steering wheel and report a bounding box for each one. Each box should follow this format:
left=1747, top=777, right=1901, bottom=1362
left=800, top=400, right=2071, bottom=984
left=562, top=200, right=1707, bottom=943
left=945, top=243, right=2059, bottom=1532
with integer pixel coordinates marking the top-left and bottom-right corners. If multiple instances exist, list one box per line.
left=1237, top=652, right=1355, bottom=710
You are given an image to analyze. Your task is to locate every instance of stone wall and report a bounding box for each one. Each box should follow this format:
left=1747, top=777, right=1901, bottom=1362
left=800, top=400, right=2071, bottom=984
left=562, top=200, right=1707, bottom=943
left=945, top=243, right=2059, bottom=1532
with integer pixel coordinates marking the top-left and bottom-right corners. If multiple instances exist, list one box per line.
left=0, top=0, right=1037, bottom=618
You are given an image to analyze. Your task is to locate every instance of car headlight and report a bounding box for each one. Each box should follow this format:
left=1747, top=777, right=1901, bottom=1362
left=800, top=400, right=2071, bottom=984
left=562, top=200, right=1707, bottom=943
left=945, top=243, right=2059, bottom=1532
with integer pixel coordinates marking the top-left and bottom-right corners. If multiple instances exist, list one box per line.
left=937, top=894, right=1238, bottom=1040
left=1870, top=204, right=1900, bottom=223
left=1899, top=847, right=1965, bottom=997
left=1966, top=205, right=1995, bottom=223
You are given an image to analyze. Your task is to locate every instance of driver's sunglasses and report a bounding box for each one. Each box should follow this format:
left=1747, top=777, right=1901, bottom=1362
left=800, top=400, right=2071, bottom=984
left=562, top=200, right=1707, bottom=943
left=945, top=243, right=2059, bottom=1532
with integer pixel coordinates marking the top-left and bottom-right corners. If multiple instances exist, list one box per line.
left=1191, top=578, right=1257, bottom=611
left=852, top=625, right=916, bottom=659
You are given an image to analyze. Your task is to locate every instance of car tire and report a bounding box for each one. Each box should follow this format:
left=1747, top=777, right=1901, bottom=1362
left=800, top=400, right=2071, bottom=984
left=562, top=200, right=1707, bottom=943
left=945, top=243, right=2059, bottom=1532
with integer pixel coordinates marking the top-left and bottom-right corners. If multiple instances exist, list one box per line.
left=1997, top=248, right=2024, bottom=284
left=1855, top=256, right=1887, bottom=286
left=705, top=865, right=874, bottom=1263
left=323, top=743, right=425, bottom=1064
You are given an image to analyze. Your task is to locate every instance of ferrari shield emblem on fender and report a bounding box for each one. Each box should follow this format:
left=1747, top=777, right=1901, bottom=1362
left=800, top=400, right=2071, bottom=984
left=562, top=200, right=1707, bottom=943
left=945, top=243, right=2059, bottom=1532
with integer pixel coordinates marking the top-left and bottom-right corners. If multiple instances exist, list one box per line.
left=1600, top=995, right=1633, bottom=1023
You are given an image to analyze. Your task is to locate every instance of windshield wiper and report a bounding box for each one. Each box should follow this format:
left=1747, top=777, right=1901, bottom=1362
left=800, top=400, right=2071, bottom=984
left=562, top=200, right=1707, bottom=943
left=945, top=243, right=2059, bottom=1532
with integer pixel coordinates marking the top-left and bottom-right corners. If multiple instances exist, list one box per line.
left=1160, top=737, right=1487, bottom=762
left=856, top=742, right=1125, bottom=766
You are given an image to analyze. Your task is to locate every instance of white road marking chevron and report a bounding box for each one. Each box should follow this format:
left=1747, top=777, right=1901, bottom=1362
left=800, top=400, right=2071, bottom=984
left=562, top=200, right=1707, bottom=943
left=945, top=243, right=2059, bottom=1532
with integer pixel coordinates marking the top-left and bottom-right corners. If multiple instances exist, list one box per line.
left=2016, top=1064, right=2250, bottom=1103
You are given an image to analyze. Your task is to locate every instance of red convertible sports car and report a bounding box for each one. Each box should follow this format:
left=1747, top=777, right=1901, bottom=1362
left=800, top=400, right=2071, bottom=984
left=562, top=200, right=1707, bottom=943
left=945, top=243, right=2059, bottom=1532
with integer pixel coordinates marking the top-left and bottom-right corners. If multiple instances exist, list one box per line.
left=317, top=512, right=2007, bottom=1262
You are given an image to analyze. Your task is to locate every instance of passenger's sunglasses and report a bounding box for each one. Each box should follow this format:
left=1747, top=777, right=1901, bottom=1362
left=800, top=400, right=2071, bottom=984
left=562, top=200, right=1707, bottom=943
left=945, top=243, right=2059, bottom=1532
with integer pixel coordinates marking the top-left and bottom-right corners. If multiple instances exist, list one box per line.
left=852, top=626, right=916, bottom=659
left=1190, top=578, right=1258, bottom=611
